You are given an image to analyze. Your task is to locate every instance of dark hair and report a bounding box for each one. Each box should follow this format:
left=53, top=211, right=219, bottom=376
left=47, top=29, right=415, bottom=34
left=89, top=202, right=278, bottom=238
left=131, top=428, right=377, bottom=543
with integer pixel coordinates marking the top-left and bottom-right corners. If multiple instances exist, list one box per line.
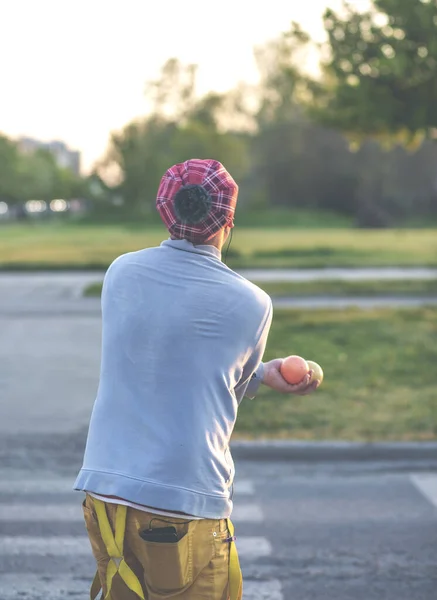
left=173, top=184, right=212, bottom=224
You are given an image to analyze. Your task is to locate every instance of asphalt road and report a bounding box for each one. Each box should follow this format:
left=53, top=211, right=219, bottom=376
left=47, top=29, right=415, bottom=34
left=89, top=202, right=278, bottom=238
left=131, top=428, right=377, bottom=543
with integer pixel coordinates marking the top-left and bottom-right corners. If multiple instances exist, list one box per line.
left=1, top=273, right=436, bottom=599
left=1, top=455, right=436, bottom=599
left=1, top=267, right=437, bottom=294
left=0, top=271, right=436, bottom=314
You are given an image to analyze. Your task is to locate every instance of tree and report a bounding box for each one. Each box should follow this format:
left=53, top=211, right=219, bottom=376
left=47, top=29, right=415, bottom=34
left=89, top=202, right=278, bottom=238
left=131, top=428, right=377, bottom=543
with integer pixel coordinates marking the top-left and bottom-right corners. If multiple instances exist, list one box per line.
left=146, top=58, right=197, bottom=120
left=254, top=22, right=313, bottom=126
left=100, top=59, right=251, bottom=218
left=0, top=135, right=21, bottom=203
left=291, top=0, right=437, bottom=225
left=0, top=133, right=86, bottom=207
left=314, top=0, right=437, bottom=143
left=16, top=149, right=58, bottom=201
left=247, top=16, right=437, bottom=225
left=104, top=117, right=178, bottom=216
left=250, top=24, right=359, bottom=212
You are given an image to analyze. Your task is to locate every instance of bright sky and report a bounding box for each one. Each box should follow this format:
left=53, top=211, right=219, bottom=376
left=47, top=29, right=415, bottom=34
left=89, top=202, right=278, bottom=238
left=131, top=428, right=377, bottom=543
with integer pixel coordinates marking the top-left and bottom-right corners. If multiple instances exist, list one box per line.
left=0, top=0, right=369, bottom=172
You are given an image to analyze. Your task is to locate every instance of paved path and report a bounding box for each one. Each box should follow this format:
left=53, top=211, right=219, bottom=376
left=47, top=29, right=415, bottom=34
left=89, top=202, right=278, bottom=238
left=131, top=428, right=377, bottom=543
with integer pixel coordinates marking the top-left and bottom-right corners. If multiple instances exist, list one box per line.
left=0, top=272, right=102, bottom=301
left=0, top=272, right=436, bottom=313
left=239, top=267, right=437, bottom=282
left=0, top=267, right=436, bottom=302
left=1, top=296, right=437, bottom=316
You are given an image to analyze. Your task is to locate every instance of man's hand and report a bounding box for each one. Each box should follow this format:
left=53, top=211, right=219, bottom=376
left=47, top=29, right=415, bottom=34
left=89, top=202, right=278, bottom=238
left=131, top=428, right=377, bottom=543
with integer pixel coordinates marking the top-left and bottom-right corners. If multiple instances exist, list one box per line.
left=262, top=358, right=320, bottom=395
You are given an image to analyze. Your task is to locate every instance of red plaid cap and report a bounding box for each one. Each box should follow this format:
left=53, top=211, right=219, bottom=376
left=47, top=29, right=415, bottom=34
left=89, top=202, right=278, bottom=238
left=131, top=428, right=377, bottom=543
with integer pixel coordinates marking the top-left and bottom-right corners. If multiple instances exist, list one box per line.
left=156, top=159, right=238, bottom=243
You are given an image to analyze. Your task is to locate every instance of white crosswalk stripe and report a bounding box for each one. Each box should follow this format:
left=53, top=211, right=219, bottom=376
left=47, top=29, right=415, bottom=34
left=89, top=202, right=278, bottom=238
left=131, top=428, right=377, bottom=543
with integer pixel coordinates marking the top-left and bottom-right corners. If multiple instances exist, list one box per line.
left=232, top=503, right=264, bottom=523
left=0, top=504, right=83, bottom=521
left=236, top=536, right=272, bottom=558
left=410, top=473, right=437, bottom=509
left=234, top=479, right=255, bottom=495
left=0, top=478, right=74, bottom=494
left=0, top=474, right=283, bottom=599
left=0, top=501, right=264, bottom=523
left=0, top=477, right=256, bottom=495
left=0, top=536, right=91, bottom=556
left=244, top=579, right=284, bottom=600
left=0, top=535, right=272, bottom=559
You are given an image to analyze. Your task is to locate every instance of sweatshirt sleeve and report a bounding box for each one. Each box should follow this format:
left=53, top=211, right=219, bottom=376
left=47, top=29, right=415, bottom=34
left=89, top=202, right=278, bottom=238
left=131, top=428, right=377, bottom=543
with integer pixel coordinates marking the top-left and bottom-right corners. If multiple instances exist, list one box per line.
left=234, top=299, right=273, bottom=403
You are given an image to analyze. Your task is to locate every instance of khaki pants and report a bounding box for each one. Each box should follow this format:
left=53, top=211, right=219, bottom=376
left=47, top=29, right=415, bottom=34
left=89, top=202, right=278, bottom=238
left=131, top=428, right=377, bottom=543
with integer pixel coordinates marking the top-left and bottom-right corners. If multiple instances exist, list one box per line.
left=82, top=494, right=235, bottom=600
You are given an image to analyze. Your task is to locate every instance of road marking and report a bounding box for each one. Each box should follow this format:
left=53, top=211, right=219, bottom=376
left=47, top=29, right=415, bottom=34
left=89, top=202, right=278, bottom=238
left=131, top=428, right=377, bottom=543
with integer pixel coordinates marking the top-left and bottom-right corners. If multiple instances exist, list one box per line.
left=0, top=574, right=282, bottom=600
left=238, top=267, right=437, bottom=282
left=0, top=477, right=254, bottom=496
left=0, top=534, right=271, bottom=558
left=234, top=479, right=255, bottom=495
left=0, top=504, right=83, bottom=521
left=0, top=496, right=261, bottom=524
left=244, top=579, right=283, bottom=599
left=236, top=536, right=272, bottom=558
left=410, top=474, right=437, bottom=508
left=0, top=536, right=91, bottom=556
left=0, top=479, right=74, bottom=494
left=232, top=503, right=264, bottom=522
left=0, top=502, right=263, bottom=523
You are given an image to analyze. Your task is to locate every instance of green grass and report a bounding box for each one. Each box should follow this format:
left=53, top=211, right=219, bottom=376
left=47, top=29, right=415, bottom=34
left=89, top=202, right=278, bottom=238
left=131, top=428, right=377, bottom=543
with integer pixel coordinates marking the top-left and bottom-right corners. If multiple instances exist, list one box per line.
left=257, top=279, right=437, bottom=297
left=83, top=282, right=104, bottom=296
left=234, top=307, right=437, bottom=441
left=1, top=222, right=437, bottom=269
left=80, top=281, right=437, bottom=440
left=83, top=279, right=437, bottom=299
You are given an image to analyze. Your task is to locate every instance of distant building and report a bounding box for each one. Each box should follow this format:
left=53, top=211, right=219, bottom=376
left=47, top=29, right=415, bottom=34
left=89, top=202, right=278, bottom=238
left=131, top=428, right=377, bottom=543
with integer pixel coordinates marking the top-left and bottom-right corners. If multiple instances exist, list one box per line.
left=17, top=137, right=81, bottom=175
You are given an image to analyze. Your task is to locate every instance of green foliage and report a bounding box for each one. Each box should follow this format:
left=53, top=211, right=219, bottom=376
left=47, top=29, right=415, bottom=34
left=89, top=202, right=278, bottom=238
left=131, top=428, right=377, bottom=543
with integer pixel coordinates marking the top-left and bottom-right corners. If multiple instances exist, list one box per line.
left=99, top=59, right=251, bottom=218
left=0, top=135, right=21, bottom=202
left=314, top=0, right=437, bottom=141
left=252, top=116, right=360, bottom=213
left=0, top=133, right=86, bottom=204
left=16, top=149, right=57, bottom=200
left=237, top=2, right=435, bottom=226
left=244, top=20, right=437, bottom=224
left=104, top=117, right=175, bottom=215
left=254, top=22, right=312, bottom=126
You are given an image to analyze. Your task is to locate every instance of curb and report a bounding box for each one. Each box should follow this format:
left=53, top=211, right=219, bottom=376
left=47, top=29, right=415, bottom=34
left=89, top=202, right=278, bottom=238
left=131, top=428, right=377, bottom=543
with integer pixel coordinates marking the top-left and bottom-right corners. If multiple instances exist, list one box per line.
left=230, top=441, right=437, bottom=462
left=2, top=296, right=437, bottom=317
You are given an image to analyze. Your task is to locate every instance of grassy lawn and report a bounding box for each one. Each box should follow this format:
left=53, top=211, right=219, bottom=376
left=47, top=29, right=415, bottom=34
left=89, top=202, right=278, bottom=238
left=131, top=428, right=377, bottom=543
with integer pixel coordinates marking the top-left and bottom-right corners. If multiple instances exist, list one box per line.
left=80, top=281, right=437, bottom=440
left=1, top=222, right=437, bottom=268
left=83, top=279, right=437, bottom=298
left=234, top=307, right=437, bottom=441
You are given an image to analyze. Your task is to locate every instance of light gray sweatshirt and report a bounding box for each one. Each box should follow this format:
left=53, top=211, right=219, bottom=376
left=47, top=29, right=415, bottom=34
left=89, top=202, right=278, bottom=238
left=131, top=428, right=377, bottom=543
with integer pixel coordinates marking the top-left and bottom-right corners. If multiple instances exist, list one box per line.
left=74, top=238, right=272, bottom=518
